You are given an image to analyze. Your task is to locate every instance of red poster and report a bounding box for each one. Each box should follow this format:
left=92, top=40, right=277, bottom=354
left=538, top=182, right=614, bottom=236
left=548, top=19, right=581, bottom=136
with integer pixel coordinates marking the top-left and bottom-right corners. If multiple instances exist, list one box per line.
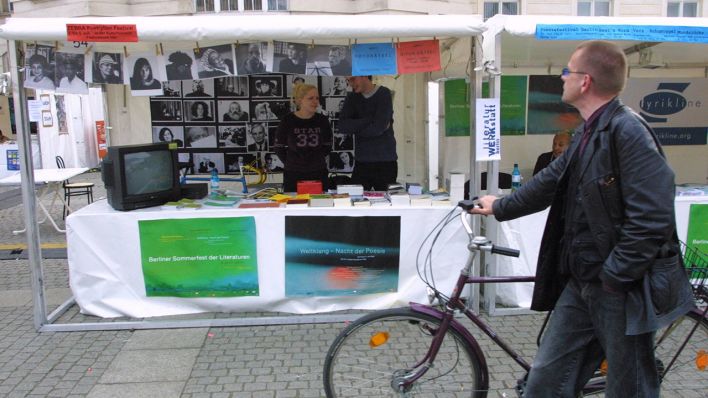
left=95, top=121, right=107, bottom=159
left=67, top=24, right=138, bottom=42
left=396, top=40, right=441, bottom=75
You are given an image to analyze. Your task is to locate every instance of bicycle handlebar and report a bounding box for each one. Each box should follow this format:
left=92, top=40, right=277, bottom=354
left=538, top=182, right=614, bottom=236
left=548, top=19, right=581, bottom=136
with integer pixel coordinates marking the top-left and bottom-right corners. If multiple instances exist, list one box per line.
left=491, top=245, right=520, bottom=258
left=457, top=199, right=520, bottom=258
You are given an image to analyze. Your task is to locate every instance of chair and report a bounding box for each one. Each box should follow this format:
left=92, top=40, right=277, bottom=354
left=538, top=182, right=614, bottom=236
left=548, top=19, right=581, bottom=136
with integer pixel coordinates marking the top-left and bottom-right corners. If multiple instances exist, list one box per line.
left=56, top=156, right=94, bottom=218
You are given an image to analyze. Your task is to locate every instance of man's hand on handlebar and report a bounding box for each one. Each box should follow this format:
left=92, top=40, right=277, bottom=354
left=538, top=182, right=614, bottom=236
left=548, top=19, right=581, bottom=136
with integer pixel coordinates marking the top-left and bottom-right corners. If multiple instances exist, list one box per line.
left=468, top=195, right=497, bottom=216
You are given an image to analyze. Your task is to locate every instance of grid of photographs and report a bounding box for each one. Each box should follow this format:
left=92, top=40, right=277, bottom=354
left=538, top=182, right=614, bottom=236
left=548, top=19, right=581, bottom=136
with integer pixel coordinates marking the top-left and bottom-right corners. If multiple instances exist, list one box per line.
left=150, top=74, right=354, bottom=176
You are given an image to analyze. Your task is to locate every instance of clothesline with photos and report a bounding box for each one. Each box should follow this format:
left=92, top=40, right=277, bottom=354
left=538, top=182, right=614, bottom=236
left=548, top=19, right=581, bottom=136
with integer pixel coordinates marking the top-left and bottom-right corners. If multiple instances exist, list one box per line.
left=23, top=38, right=444, bottom=97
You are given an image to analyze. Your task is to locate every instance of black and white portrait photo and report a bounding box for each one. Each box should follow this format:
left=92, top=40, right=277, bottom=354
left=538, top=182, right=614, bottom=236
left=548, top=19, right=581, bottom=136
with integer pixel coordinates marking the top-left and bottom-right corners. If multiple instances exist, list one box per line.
left=152, top=126, right=185, bottom=148
left=183, top=79, right=214, bottom=98
left=24, top=44, right=56, bottom=91
left=158, top=80, right=182, bottom=97
left=322, top=76, right=350, bottom=96
left=55, top=52, right=88, bottom=95
left=286, top=74, right=317, bottom=97
left=218, top=100, right=250, bottom=122
left=251, top=75, right=283, bottom=98
left=325, top=97, right=345, bottom=119
left=185, top=126, right=217, bottom=148
left=126, top=53, right=163, bottom=95
left=263, top=152, right=285, bottom=172
left=218, top=125, right=248, bottom=148
left=184, top=100, right=215, bottom=122
left=194, top=152, right=224, bottom=174
left=164, top=49, right=197, bottom=81
left=150, top=100, right=183, bottom=121
left=247, top=122, right=269, bottom=152
left=273, top=41, right=307, bottom=74
left=235, top=42, right=271, bottom=75
left=194, top=44, right=235, bottom=79
left=91, top=52, right=123, bottom=84
left=328, top=151, right=355, bottom=173
left=225, top=153, right=257, bottom=174
left=306, top=45, right=351, bottom=76
left=251, top=100, right=289, bottom=121
left=215, top=76, right=249, bottom=97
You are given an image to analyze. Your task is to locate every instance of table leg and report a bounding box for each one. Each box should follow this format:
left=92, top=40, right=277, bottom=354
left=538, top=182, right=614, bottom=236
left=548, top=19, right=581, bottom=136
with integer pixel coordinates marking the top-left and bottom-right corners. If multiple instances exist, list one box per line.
left=12, top=183, right=68, bottom=235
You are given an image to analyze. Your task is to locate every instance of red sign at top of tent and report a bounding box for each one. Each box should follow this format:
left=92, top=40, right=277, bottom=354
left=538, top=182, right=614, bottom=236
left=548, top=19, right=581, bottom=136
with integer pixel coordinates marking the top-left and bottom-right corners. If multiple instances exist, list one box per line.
left=396, top=39, right=441, bottom=75
left=67, top=24, right=138, bottom=43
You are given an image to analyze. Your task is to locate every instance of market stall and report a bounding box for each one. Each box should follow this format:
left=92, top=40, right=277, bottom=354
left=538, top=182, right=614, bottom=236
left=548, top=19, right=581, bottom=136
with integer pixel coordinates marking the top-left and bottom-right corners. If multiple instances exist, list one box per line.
left=0, top=14, right=487, bottom=331
left=480, top=14, right=708, bottom=314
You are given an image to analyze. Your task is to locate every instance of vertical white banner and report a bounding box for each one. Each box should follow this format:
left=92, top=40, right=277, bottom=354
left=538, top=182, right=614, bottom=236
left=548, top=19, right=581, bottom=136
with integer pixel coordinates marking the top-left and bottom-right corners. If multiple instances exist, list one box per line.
left=475, top=98, right=501, bottom=161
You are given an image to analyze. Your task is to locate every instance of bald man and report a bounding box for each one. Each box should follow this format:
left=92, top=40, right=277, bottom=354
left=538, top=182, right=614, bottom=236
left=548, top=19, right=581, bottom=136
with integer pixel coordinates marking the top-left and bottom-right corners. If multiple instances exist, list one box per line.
left=532, top=131, right=572, bottom=175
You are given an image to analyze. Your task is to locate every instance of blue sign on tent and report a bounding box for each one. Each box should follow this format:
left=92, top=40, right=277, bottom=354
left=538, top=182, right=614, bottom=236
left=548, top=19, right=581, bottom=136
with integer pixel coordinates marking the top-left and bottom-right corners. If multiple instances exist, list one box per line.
left=351, top=43, right=397, bottom=76
left=536, top=24, right=708, bottom=44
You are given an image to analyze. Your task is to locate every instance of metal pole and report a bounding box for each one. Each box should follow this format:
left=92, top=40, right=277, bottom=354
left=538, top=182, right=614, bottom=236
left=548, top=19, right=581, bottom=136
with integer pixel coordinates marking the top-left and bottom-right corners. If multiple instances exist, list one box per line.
left=9, top=40, right=48, bottom=331
left=468, top=37, right=482, bottom=314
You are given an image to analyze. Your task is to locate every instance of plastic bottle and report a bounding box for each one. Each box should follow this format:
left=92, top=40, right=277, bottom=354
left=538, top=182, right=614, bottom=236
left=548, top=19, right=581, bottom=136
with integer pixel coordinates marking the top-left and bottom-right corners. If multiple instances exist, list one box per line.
left=210, top=168, right=220, bottom=191
left=511, top=163, right=521, bottom=192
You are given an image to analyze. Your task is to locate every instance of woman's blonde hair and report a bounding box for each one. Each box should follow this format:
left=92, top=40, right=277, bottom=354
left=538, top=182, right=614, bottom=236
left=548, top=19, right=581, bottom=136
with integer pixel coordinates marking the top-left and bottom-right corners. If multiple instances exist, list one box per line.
left=292, top=83, right=317, bottom=109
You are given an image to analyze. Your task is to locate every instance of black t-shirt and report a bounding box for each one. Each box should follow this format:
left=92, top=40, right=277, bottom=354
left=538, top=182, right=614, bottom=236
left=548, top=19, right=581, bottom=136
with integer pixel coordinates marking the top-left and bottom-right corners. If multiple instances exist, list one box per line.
left=273, top=112, right=333, bottom=172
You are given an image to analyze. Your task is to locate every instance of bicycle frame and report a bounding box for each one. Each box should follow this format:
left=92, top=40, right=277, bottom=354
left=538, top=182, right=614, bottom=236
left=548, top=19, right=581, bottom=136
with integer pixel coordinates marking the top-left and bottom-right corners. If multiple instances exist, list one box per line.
left=398, top=211, right=536, bottom=393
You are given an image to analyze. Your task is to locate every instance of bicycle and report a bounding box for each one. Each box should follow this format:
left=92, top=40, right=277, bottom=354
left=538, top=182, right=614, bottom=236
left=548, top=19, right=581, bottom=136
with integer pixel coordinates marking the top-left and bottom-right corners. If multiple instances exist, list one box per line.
left=323, top=200, right=708, bottom=397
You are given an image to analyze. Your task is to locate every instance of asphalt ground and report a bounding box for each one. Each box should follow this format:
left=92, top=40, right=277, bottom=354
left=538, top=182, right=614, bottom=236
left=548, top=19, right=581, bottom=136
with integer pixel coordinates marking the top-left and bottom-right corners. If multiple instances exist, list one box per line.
left=0, top=171, right=704, bottom=397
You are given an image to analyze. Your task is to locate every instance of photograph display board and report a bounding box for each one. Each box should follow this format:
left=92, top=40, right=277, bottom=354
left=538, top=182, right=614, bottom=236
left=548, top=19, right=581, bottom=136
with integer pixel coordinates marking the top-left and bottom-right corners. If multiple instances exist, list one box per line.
left=150, top=74, right=354, bottom=175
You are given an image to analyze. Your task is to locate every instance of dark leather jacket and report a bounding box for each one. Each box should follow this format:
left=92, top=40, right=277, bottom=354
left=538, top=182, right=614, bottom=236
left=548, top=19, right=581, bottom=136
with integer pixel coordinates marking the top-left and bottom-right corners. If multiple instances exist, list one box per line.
left=492, top=98, right=693, bottom=333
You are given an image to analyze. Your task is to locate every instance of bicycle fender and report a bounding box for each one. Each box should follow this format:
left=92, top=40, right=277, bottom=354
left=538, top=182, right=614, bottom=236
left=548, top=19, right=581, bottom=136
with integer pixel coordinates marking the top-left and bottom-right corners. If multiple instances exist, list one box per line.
left=410, top=302, right=490, bottom=392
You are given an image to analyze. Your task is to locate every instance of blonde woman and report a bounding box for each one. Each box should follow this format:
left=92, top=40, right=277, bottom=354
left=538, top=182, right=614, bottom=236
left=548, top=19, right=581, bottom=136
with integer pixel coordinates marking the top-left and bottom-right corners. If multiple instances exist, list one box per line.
left=273, top=83, right=332, bottom=192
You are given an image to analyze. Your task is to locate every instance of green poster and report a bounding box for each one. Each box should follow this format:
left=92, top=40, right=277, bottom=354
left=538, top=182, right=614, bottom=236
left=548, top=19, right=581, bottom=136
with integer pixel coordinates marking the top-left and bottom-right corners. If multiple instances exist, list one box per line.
left=444, top=79, right=470, bottom=137
left=448, top=76, right=528, bottom=137
left=138, top=217, right=259, bottom=298
left=685, top=204, right=707, bottom=268
left=499, top=75, right=527, bottom=136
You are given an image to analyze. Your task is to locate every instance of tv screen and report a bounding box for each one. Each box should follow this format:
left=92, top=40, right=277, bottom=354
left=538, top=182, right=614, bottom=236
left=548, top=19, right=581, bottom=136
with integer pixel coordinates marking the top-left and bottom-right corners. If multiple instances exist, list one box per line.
left=102, top=142, right=181, bottom=211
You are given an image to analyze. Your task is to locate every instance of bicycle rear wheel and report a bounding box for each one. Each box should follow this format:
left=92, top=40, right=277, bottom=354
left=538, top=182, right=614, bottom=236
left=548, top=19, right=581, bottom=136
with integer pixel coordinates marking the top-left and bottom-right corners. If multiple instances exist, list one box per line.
left=323, top=308, right=485, bottom=398
left=654, top=309, right=708, bottom=394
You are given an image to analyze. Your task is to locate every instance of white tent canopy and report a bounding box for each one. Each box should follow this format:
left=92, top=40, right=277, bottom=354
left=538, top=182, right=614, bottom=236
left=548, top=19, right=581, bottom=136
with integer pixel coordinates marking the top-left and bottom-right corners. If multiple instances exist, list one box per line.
left=0, top=14, right=485, bottom=42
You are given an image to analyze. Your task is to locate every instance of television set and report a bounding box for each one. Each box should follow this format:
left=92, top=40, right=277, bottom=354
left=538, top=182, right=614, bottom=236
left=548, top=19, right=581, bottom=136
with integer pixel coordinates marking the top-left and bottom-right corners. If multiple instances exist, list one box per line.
left=101, top=142, right=181, bottom=211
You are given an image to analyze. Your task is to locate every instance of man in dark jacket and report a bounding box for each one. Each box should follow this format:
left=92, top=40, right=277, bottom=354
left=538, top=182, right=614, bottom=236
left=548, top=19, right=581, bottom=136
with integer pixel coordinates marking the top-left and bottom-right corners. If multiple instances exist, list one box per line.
left=472, top=40, right=693, bottom=397
left=339, top=75, right=397, bottom=191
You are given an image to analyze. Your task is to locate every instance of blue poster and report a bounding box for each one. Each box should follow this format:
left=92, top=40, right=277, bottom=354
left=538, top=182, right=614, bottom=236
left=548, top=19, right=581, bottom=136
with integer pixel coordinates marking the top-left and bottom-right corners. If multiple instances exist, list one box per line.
left=537, top=24, right=708, bottom=44
left=284, top=216, right=400, bottom=297
left=6, top=149, right=19, bottom=171
left=352, top=43, right=397, bottom=76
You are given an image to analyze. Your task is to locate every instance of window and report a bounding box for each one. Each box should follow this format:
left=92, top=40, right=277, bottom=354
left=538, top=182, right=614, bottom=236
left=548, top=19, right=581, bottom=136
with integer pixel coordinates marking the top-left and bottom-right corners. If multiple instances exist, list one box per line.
left=484, top=1, right=518, bottom=21
left=577, top=0, right=611, bottom=16
left=195, top=0, right=287, bottom=12
left=668, top=1, right=698, bottom=17
left=268, top=0, right=288, bottom=11
left=0, top=0, right=11, bottom=15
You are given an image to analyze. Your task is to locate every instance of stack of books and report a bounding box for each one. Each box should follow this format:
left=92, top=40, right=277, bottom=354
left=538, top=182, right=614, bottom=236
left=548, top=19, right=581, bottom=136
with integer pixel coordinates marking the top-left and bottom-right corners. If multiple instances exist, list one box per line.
left=337, top=184, right=364, bottom=196
left=238, top=199, right=281, bottom=209
left=201, top=193, right=241, bottom=208
left=406, top=182, right=423, bottom=195
left=161, top=198, right=203, bottom=210
left=351, top=197, right=370, bottom=207
left=386, top=192, right=410, bottom=206
left=332, top=193, right=352, bottom=207
left=369, top=197, right=391, bottom=207
left=309, top=194, right=334, bottom=207
left=285, top=198, right=309, bottom=208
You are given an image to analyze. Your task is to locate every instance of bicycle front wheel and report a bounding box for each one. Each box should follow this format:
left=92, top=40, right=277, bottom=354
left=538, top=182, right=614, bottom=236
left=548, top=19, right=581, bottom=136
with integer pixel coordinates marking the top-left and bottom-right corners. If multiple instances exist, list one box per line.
left=323, top=308, right=485, bottom=398
left=654, top=309, right=708, bottom=394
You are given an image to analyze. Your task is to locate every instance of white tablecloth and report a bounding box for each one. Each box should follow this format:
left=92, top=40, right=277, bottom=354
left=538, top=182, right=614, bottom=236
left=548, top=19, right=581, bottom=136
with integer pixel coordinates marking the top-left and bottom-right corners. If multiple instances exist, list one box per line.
left=67, top=201, right=468, bottom=318
left=495, top=195, right=707, bottom=307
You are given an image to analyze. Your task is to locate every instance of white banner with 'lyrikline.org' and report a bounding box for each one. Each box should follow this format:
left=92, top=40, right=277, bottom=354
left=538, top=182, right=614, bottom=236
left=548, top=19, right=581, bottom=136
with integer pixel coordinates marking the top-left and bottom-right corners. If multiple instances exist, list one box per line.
left=620, top=78, right=707, bottom=146
left=475, top=97, right=501, bottom=161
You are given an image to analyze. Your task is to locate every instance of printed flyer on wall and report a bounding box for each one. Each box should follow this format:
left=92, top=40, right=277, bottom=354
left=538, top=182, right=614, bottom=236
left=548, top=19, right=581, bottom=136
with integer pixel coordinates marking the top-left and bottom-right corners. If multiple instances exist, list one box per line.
left=284, top=216, right=401, bottom=297
left=138, top=217, right=258, bottom=298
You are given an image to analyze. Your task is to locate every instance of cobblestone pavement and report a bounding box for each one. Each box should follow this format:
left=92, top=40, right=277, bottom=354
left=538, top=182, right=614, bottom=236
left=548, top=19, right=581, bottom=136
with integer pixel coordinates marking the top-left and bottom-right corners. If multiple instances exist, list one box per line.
left=0, top=171, right=705, bottom=397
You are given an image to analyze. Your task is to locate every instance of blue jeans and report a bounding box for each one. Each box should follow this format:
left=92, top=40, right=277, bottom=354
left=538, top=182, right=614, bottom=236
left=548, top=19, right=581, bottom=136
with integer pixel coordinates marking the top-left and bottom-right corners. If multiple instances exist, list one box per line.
left=524, top=279, right=659, bottom=398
